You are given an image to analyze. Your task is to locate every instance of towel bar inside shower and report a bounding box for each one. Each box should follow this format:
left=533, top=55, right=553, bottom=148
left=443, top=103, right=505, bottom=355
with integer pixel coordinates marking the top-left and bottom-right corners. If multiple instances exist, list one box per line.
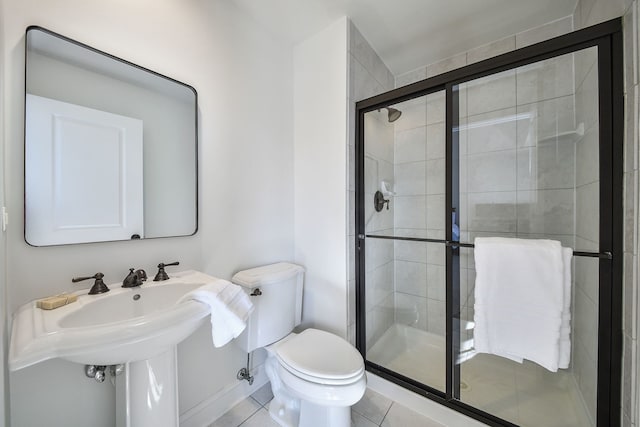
left=361, top=234, right=613, bottom=259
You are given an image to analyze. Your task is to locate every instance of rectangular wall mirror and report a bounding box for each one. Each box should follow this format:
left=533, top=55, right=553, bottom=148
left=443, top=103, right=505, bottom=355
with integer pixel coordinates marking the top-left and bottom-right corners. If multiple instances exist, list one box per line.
left=24, top=26, right=198, bottom=246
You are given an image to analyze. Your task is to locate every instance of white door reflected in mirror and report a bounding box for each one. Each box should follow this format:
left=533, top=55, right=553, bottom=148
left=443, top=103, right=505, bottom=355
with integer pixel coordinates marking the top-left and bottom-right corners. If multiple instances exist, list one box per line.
left=25, top=94, right=144, bottom=246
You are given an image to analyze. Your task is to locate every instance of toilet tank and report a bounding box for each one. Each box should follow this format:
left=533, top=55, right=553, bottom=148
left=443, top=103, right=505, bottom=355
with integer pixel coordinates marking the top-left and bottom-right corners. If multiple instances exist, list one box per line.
left=232, top=262, right=304, bottom=353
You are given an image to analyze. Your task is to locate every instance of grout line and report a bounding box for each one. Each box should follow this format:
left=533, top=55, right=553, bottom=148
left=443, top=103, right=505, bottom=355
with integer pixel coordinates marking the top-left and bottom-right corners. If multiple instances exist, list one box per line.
left=379, top=402, right=394, bottom=426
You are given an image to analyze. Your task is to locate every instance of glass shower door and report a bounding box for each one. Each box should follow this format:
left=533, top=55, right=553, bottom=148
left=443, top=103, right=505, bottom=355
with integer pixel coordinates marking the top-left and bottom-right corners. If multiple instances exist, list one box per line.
left=452, top=47, right=601, bottom=427
left=363, top=90, right=447, bottom=393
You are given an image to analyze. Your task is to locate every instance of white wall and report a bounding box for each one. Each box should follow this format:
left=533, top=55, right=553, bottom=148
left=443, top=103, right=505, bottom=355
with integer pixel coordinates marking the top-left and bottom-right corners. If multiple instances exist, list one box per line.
left=0, top=0, right=294, bottom=425
left=294, top=17, right=349, bottom=337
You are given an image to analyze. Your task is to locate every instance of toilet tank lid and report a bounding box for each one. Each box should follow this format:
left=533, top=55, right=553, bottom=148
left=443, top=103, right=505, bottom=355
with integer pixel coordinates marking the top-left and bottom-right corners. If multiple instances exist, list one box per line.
left=232, top=262, right=304, bottom=288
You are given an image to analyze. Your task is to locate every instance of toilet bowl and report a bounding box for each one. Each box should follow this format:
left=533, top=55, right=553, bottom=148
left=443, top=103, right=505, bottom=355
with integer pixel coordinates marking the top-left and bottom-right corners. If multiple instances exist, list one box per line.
left=265, top=329, right=366, bottom=427
left=232, top=263, right=366, bottom=427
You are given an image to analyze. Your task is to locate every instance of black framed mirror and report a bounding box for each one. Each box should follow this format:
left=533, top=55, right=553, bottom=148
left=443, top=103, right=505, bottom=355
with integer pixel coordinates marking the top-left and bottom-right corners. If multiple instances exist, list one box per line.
left=24, top=26, right=198, bottom=246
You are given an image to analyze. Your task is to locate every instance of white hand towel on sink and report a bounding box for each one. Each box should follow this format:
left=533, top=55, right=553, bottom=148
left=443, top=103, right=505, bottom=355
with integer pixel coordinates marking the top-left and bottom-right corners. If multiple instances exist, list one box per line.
left=473, top=237, right=570, bottom=372
left=179, top=279, right=254, bottom=348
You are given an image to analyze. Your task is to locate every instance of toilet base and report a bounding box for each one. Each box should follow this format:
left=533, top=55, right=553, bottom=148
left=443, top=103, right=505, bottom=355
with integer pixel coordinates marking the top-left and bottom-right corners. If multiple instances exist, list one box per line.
left=299, top=400, right=352, bottom=427
left=267, top=397, right=352, bottom=427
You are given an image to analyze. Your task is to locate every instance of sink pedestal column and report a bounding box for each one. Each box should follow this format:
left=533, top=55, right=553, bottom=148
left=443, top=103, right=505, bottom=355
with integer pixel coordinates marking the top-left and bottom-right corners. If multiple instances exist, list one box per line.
left=116, top=346, right=179, bottom=427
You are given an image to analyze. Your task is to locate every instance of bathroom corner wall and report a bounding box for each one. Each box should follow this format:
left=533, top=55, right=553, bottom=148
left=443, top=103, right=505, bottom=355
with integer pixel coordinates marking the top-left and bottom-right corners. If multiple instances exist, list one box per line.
left=573, top=0, right=640, bottom=425
left=347, top=22, right=395, bottom=347
left=1, top=0, right=295, bottom=426
left=294, top=17, right=349, bottom=337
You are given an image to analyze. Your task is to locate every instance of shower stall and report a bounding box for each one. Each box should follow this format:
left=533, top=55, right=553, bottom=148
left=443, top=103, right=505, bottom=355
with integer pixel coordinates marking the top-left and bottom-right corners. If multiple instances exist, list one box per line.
left=355, top=19, right=623, bottom=427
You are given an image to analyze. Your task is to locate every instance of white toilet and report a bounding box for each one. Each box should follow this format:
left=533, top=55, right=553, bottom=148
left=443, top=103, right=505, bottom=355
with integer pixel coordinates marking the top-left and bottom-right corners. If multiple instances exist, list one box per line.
left=232, top=263, right=366, bottom=427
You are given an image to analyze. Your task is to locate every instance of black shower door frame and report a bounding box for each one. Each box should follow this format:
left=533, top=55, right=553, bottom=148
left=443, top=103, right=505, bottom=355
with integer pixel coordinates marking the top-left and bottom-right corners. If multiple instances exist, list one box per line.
left=355, top=18, right=623, bottom=427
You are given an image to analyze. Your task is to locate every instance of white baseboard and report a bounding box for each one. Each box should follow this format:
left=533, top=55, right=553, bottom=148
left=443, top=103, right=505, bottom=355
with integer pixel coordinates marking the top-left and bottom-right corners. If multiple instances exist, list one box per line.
left=179, top=365, right=269, bottom=427
left=367, top=372, right=485, bottom=427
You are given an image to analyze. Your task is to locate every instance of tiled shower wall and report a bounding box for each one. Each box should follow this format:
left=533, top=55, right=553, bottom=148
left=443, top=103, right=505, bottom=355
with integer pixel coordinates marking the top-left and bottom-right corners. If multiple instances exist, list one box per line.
left=349, top=5, right=639, bottom=424
left=391, top=92, right=447, bottom=337
left=347, top=22, right=395, bottom=347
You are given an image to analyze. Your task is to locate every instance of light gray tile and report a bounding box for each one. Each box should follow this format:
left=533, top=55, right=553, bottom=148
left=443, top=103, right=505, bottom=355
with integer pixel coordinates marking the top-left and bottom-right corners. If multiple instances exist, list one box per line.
left=396, top=67, right=427, bottom=88
left=250, top=383, right=274, bottom=407
left=426, top=122, right=445, bottom=160
left=427, top=299, right=446, bottom=336
left=239, top=407, right=279, bottom=427
left=516, top=54, right=574, bottom=105
left=395, top=162, right=426, bottom=196
left=395, top=260, right=427, bottom=297
left=583, top=0, right=625, bottom=27
left=426, top=91, right=446, bottom=125
left=382, top=403, right=446, bottom=427
left=395, top=239, right=427, bottom=263
left=574, top=47, right=598, bottom=92
left=351, top=55, right=385, bottom=101
left=516, top=95, right=577, bottom=148
left=517, top=140, right=576, bottom=192
left=575, top=124, right=600, bottom=187
left=210, top=398, right=261, bottom=427
left=395, top=292, right=428, bottom=330
left=366, top=235, right=394, bottom=269
left=623, top=3, right=637, bottom=92
left=467, top=108, right=517, bottom=154
left=426, top=159, right=445, bottom=195
left=352, top=410, right=379, bottom=427
left=426, top=264, right=445, bottom=301
left=394, top=195, right=427, bottom=230
left=515, top=16, right=572, bottom=49
left=575, top=255, right=599, bottom=305
left=467, top=36, right=516, bottom=64
left=467, top=150, right=517, bottom=193
left=394, top=98, right=427, bottom=131
left=427, top=53, right=467, bottom=78
left=366, top=262, right=394, bottom=308
left=467, top=191, right=517, bottom=233
left=575, top=62, right=600, bottom=131
left=623, top=253, right=635, bottom=337
left=353, top=389, right=393, bottom=425
left=624, top=89, right=636, bottom=174
left=574, top=287, right=599, bottom=362
left=426, top=242, right=445, bottom=266
left=576, top=182, right=600, bottom=242
left=517, top=188, right=574, bottom=235
left=467, top=70, right=516, bottom=116
left=395, top=126, right=426, bottom=163
left=426, top=194, right=445, bottom=231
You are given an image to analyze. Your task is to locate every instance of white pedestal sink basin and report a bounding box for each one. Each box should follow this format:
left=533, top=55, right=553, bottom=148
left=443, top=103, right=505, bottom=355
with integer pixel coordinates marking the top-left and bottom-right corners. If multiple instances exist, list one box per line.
left=9, top=270, right=223, bottom=427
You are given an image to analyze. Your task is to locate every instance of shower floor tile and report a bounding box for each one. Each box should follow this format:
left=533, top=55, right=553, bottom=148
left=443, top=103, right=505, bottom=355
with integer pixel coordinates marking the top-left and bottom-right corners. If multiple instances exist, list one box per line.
left=367, top=323, right=593, bottom=427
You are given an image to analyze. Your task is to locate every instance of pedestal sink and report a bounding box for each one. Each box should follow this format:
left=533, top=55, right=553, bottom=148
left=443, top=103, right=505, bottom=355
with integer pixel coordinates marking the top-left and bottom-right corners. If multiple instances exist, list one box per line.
left=9, top=270, right=220, bottom=427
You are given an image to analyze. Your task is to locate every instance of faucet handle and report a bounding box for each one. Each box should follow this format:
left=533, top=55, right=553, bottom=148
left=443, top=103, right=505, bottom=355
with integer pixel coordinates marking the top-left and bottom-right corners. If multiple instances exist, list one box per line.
left=153, top=261, right=179, bottom=281
left=72, top=272, right=110, bottom=295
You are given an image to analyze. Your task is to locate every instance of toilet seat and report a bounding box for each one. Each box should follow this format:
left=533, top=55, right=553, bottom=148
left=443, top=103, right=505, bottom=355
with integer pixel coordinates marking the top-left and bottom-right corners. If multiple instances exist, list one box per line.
left=274, top=329, right=364, bottom=385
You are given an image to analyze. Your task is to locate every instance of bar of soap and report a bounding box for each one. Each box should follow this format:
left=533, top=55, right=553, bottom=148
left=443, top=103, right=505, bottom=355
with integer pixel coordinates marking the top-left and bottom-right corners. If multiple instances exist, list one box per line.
left=36, top=294, right=78, bottom=310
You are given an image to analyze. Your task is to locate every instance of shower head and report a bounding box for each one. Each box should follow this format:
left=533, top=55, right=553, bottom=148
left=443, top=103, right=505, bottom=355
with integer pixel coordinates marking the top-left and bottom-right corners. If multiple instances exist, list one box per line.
left=378, top=107, right=402, bottom=123
left=386, top=107, right=402, bottom=122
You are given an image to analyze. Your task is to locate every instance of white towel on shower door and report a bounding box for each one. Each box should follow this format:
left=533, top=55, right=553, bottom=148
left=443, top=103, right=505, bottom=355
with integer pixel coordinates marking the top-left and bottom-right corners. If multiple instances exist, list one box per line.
left=473, top=237, right=570, bottom=372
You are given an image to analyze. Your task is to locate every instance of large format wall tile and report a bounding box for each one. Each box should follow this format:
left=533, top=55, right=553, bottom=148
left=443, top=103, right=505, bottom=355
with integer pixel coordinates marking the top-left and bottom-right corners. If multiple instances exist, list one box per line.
left=467, top=150, right=518, bottom=193
left=466, top=70, right=517, bottom=116
left=516, top=188, right=575, bottom=235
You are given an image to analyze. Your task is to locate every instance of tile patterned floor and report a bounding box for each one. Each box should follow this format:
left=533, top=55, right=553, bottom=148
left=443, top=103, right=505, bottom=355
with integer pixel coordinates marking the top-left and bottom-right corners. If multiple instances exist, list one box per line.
left=209, top=384, right=445, bottom=427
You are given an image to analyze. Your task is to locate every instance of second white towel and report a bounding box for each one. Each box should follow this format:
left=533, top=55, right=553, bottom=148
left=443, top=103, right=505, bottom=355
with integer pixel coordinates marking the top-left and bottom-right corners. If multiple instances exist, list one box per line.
left=473, top=237, right=572, bottom=372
